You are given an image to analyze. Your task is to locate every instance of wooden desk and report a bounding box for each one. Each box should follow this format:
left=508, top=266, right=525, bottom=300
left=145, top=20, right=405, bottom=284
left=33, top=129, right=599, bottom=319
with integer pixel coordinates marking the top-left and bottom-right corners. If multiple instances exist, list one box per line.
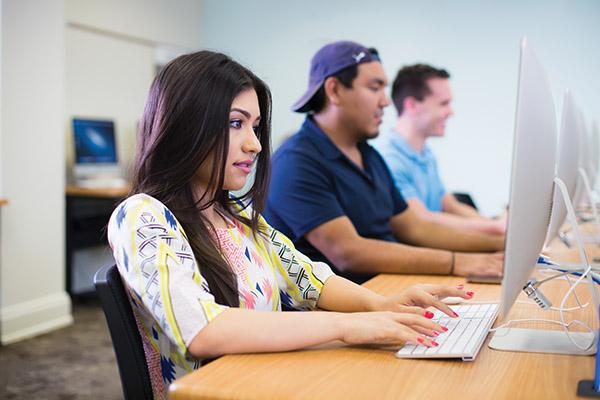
left=169, top=245, right=597, bottom=400
left=65, top=185, right=130, bottom=198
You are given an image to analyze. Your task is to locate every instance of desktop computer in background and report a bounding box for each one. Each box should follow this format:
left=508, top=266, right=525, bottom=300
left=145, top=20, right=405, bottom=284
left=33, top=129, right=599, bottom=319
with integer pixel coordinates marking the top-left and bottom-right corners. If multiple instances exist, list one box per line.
left=489, top=38, right=597, bottom=355
left=544, top=91, right=580, bottom=248
left=68, top=118, right=126, bottom=295
left=555, top=108, right=600, bottom=244
left=72, top=118, right=127, bottom=188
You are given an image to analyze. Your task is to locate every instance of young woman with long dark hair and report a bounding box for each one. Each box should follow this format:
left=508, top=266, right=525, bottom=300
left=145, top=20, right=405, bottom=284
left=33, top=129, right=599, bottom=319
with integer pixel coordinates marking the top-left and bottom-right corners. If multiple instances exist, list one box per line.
left=107, top=51, right=472, bottom=398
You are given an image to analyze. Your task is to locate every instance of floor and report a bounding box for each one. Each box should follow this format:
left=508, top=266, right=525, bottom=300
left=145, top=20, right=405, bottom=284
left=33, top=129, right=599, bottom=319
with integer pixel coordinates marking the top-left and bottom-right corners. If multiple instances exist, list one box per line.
left=0, top=299, right=123, bottom=400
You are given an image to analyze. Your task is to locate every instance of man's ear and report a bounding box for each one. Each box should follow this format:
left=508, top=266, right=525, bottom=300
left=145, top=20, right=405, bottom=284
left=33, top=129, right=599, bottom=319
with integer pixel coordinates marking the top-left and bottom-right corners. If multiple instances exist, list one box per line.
left=323, top=76, right=343, bottom=106
left=403, top=96, right=419, bottom=114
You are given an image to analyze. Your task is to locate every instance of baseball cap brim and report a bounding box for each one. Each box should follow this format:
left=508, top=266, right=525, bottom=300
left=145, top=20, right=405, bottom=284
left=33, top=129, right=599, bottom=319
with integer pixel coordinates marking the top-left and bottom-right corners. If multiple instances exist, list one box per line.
left=291, top=80, right=324, bottom=113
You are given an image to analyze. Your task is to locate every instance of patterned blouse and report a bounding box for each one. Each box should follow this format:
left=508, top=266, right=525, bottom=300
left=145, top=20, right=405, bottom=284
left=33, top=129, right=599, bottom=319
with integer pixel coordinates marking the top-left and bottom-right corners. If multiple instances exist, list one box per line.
left=107, top=194, right=334, bottom=399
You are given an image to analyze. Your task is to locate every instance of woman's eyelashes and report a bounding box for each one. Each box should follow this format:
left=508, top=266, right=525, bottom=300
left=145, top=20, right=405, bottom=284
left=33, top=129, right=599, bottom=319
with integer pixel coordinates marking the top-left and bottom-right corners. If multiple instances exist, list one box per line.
left=230, top=117, right=260, bottom=136
left=230, top=119, right=243, bottom=129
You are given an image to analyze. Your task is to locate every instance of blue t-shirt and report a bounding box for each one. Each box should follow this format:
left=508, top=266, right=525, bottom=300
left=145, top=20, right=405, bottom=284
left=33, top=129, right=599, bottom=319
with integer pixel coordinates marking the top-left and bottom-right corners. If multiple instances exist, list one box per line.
left=264, top=117, right=408, bottom=283
left=376, top=131, right=446, bottom=212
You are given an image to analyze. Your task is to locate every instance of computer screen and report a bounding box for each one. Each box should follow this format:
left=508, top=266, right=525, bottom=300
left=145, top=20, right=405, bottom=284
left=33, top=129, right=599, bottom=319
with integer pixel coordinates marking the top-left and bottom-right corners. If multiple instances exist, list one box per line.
left=73, top=118, right=117, bottom=164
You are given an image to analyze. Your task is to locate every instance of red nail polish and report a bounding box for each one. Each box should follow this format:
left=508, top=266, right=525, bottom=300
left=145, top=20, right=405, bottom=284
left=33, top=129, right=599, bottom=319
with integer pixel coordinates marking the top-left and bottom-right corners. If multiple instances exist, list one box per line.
left=424, top=311, right=434, bottom=319
left=417, top=337, right=425, bottom=344
left=452, top=311, right=459, bottom=317
left=441, top=326, right=448, bottom=332
left=466, top=291, right=474, bottom=297
left=433, top=331, right=440, bottom=336
left=432, top=341, right=439, bottom=347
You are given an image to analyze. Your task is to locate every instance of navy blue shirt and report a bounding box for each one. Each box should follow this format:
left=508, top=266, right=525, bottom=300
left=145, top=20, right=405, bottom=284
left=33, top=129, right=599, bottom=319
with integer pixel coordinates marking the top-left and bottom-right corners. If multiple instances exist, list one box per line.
left=264, top=117, right=408, bottom=283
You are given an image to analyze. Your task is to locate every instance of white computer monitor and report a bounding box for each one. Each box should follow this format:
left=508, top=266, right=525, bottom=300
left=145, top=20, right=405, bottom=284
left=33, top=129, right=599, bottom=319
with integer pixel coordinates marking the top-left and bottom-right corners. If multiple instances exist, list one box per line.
left=496, top=38, right=558, bottom=321
left=544, top=91, right=581, bottom=247
left=572, top=110, right=592, bottom=210
left=592, top=121, right=600, bottom=187
left=488, top=39, right=596, bottom=354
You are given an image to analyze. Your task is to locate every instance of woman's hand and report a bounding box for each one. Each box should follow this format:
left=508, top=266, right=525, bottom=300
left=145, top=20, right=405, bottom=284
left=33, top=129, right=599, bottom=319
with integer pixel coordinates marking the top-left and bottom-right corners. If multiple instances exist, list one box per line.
left=335, top=311, right=446, bottom=348
left=374, top=283, right=474, bottom=318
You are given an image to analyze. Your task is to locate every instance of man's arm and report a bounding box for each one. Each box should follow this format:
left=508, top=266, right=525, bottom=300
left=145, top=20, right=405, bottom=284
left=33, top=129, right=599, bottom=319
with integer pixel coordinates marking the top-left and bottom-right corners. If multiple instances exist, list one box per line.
left=305, top=216, right=453, bottom=275
left=409, top=198, right=506, bottom=235
left=441, top=193, right=484, bottom=218
left=305, top=215, right=503, bottom=277
left=389, top=206, right=504, bottom=252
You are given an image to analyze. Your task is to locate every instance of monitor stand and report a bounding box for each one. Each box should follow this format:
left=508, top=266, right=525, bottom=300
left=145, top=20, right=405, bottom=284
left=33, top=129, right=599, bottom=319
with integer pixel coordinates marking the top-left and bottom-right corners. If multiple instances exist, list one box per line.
left=489, top=177, right=599, bottom=355
left=489, top=327, right=595, bottom=355
left=558, top=168, right=600, bottom=244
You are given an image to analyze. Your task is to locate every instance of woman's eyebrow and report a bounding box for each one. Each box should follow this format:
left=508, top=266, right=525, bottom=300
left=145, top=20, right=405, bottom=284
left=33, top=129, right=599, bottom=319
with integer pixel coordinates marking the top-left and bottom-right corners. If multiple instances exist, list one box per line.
left=230, top=108, right=251, bottom=118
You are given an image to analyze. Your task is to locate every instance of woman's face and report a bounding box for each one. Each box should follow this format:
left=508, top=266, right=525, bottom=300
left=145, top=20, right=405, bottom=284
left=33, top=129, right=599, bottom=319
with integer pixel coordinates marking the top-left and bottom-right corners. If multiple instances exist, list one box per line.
left=194, top=88, right=262, bottom=193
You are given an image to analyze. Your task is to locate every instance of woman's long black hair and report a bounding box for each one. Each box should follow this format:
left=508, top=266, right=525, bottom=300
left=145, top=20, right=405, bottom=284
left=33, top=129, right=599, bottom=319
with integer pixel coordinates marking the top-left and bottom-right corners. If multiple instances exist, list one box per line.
left=131, top=51, right=272, bottom=307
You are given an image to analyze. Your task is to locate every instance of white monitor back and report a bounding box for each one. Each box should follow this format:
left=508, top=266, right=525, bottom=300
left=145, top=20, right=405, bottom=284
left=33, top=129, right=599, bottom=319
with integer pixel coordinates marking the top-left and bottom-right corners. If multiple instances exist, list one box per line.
left=572, top=110, right=590, bottom=208
left=499, top=38, right=558, bottom=319
left=589, top=120, right=599, bottom=188
left=544, top=91, right=580, bottom=245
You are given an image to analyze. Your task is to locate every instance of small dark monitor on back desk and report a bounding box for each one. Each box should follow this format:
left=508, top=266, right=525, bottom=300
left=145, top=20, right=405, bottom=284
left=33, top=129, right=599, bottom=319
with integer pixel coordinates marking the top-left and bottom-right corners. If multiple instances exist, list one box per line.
left=73, top=118, right=117, bottom=164
left=72, top=118, right=126, bottom=188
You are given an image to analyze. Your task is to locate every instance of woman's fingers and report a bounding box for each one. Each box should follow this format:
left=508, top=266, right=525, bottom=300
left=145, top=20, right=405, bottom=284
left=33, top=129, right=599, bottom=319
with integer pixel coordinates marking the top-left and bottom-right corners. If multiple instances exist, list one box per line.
left=418, top=283, right=475, bottom=300
left=408, top=287, right=465, bottom=318
left=394, top=323, right=440, bottom=347
left=411, top=325, right=445, bottom=338
left=394, top=305, right=435, bottom=318
left=393, top=312, right=445, bottom=332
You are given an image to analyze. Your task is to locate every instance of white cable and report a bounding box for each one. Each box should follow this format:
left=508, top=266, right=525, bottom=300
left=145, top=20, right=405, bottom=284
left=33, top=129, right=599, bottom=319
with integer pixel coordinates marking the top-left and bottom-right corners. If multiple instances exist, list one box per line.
left=524, top=256, right=597, bottom=349
left=564, top=273, right=586, bottom=309
left=534, top=264, right=588, bottom=307
left=557, top=263, right=596, bottom=351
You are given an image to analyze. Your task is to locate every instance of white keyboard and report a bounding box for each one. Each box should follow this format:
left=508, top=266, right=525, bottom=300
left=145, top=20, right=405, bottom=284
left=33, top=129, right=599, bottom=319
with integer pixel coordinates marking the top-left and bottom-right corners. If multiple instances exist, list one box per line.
left=396, top=303, right=499, bottom=361
left=76, top=178, right=128, bottom=188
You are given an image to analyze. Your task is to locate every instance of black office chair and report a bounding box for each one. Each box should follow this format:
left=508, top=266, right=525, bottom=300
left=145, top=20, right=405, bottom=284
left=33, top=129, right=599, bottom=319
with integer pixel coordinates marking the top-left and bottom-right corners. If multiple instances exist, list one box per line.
left=453, top=192, right=478, bottom=211
left=94, top=264, right=154, bottom=400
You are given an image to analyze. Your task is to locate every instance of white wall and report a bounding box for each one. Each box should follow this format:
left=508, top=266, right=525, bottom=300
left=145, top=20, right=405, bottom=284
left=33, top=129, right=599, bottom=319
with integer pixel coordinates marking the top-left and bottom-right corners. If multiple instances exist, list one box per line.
left=0, top=1, right=3, bottom=194
left=64, top=0, right=203, bottom=175
left=0, top=0, right=71, bottom=344
left=200, top=0, right=600, bottom=215
left=66, top=0, right=202, bottom=50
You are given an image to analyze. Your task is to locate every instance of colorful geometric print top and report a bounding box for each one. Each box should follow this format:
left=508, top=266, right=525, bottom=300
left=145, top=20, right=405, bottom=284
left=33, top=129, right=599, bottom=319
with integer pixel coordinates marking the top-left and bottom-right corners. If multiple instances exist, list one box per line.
left=107, top=193, right=334, bottom=400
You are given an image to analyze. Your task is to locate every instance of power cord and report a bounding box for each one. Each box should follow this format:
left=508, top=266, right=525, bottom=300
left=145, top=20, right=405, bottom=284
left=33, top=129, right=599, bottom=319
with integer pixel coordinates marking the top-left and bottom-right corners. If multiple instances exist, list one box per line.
left=491, top=255, right=598, bottom=351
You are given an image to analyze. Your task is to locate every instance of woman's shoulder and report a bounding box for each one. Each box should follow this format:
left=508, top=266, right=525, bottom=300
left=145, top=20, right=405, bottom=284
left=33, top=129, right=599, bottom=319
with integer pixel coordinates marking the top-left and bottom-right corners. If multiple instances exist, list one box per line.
left=108, top=193, right=180, bottom=236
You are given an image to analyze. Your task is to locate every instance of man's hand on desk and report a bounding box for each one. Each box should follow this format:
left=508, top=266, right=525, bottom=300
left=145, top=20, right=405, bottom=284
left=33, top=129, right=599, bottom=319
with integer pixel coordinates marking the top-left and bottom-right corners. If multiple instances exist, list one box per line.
left=377, top=284, right=474, bottom=318
left=454, top=252, right=504, bottom=278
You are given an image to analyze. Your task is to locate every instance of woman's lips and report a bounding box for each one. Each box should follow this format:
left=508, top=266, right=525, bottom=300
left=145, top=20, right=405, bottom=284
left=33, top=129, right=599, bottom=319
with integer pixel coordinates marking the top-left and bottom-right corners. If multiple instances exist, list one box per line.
left=233, top=160, right=253, bottom=174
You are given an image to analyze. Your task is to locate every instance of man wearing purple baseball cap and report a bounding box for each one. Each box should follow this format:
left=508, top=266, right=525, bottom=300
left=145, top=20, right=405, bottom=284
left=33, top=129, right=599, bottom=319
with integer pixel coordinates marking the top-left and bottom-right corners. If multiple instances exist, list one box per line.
left=264, top=40, right=504, bottom=284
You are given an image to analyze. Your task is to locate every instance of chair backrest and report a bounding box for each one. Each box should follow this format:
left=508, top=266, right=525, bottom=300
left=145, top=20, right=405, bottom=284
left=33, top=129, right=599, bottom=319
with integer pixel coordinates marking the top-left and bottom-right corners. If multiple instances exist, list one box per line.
left=94, top=264, right=154, bottom=400
left=453, top=192, right=478, bottom=211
